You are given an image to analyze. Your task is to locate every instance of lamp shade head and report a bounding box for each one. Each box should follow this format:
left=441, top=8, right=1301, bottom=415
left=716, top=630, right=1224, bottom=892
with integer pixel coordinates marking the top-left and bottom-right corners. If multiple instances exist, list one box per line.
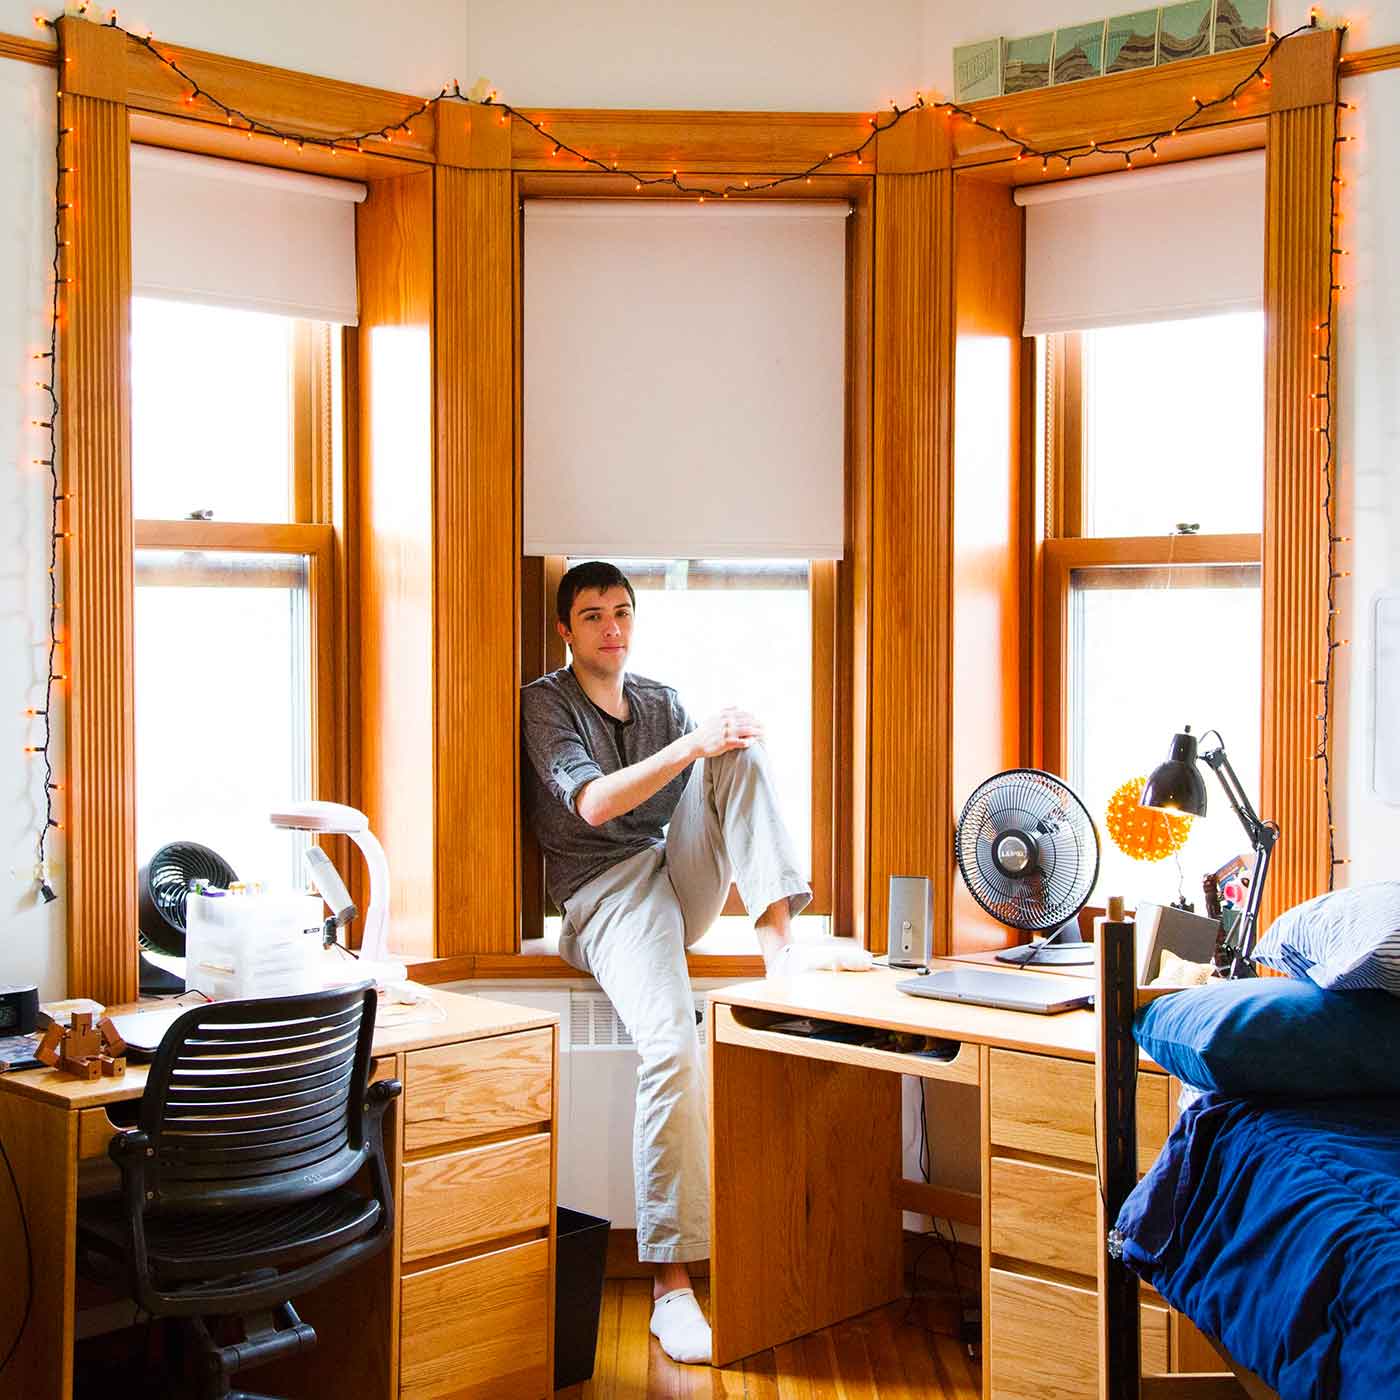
left=1141, top=727, right=1209, bottom=817
left=269, top=800, right=369, bottom=835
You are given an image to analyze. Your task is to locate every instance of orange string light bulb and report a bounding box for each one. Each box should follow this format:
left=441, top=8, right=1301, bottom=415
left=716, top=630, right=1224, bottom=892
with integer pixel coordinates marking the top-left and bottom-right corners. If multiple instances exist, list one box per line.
left=1105, top=775, right=1192, bottom=863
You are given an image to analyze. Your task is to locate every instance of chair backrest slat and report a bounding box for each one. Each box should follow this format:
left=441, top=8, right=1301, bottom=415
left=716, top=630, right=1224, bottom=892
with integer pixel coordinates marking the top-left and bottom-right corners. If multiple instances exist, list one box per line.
left=141, top=984, right=377, bottom=1212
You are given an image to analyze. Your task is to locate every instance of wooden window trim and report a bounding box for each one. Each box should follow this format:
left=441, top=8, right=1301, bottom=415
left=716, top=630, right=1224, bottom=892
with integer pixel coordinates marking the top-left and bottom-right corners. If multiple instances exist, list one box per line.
left=1040, top=533, right=1263, bottom=777
left=132, top=520, right=338, bottom=816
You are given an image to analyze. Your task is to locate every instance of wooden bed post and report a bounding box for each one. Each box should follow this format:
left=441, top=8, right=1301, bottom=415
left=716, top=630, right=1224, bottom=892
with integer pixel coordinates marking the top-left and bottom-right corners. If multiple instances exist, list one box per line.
left=1097, top=899, right=1141, bottom=1400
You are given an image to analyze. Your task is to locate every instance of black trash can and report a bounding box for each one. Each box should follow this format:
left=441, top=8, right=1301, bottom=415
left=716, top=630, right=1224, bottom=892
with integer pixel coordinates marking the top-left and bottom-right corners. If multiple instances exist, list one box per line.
left=554, top=1207, right=611, bottom=1390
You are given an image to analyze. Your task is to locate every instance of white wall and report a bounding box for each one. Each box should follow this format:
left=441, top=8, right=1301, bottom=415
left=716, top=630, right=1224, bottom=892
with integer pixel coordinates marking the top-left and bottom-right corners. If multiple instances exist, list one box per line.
left=1, top=56, right=63, bottom=996
left=1338, top=66, right=1400, bottom=883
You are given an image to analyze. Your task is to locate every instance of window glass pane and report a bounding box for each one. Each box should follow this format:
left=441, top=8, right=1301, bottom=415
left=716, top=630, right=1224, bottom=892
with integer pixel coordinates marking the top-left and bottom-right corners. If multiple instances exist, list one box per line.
left=567, top=558, right=813, bottom=871
left=131, top=298, right=294, bottom=522
left=135, top=550, right=312, bottom=890
left=1081, top=312, right=1264, bottom=537
left=1067, top=564, right=1261, bottom=911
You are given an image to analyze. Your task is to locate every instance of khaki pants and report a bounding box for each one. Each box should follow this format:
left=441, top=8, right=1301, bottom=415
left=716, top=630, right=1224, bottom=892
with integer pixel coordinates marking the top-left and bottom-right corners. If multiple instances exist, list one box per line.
left=559, top=744, right=811, bottom=1263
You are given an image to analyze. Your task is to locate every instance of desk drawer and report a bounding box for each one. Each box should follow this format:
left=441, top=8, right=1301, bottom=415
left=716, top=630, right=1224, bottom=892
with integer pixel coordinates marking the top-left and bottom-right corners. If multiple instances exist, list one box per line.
left=400, top=1237, right=550, bottom=1400
left=402, top=1132, right=551, bottom=1264
left=989, top=1050, right=1170, bottom=1166
left=405, top=1029, right=552, bottom=1153
left=988, top=1268, right=1168, bottom=1400
left=989, top=1157, right=1097, bottom=1279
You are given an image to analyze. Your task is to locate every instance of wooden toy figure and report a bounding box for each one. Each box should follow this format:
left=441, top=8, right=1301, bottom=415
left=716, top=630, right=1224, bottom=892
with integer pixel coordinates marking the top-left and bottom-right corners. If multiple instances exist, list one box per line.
left=35, top=1011, right=127, bottom=1079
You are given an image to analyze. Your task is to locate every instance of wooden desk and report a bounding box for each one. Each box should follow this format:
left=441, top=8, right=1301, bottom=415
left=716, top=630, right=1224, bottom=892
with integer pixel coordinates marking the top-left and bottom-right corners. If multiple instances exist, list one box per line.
left=0, top=987, right=559, bottom=1400
left=707, top=963, right=1190, bottom=1398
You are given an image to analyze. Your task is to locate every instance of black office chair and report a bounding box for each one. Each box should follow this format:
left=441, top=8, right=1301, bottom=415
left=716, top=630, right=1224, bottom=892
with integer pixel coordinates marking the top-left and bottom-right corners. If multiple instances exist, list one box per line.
left=76, top=983, right=401, bottom=1400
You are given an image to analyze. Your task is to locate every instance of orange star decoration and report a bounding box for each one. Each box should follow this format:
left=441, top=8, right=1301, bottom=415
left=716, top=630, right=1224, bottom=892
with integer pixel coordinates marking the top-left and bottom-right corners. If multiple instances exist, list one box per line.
left=1105, top=775, right=1192, bottom=863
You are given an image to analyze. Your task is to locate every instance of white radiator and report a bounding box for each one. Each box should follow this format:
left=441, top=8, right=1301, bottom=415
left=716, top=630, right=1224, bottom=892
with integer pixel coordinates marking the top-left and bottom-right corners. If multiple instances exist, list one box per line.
left=462, top=982, right=712, bottom=1230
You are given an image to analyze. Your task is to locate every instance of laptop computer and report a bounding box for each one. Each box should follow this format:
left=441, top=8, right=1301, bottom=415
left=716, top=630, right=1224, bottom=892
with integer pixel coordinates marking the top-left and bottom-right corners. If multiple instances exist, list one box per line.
left=896, top=967, right=1094, bottom=1015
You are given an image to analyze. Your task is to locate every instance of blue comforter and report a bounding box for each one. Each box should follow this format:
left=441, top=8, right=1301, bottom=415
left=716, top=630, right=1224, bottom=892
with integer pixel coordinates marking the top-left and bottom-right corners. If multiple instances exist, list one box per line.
left=1115, top=1093, right=1400, bottom=1400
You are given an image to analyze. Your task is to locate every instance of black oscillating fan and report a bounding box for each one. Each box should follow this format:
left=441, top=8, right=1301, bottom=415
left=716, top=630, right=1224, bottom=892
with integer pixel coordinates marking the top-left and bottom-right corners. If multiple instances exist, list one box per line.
left=137, top=841, right=237, bottom=993
left=955, top=769, right=1100, bottom=967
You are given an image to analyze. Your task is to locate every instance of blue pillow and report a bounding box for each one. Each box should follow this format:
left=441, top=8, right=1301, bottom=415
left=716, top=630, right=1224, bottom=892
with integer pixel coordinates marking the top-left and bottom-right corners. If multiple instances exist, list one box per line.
left=1134, top=977, right=1400, bottom=1096
left=1253, top=881, right=1400, bottom=994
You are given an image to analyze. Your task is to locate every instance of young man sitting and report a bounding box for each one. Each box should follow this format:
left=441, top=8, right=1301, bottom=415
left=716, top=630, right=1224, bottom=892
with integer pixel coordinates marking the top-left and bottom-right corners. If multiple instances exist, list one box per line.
left=521, top=560, right=870, bottom=1367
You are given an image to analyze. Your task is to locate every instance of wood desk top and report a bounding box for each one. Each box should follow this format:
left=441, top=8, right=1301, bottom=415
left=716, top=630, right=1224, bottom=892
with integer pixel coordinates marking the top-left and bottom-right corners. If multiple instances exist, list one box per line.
left=0, top=986, right=557, bottom=1111
left=711, top=960, right=1107, bottom=1062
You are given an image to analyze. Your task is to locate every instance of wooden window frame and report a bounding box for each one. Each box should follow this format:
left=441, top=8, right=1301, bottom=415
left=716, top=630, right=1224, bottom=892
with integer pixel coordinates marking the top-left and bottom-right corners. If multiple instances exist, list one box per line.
left=42, top=16, right=1346, bottom=998
left=1037, top=330, right=1265, bottom=775
left=129, top=310, right=346, bottom=911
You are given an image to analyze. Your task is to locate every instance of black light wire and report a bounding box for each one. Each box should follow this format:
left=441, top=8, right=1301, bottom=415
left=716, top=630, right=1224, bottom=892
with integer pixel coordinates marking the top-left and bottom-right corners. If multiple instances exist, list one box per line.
left=904, top=1080, right=977, bottom=1347
left=1317, top=83, right=1349, bottom=888
left=26, top=44, right=68, bottom=905
left=0, top=1129, right=35, bottom=1376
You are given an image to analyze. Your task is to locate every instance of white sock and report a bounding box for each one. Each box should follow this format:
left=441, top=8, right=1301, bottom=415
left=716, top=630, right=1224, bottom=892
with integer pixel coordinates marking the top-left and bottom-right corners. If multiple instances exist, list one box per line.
left=649, top=1287, right=712, bottom=1365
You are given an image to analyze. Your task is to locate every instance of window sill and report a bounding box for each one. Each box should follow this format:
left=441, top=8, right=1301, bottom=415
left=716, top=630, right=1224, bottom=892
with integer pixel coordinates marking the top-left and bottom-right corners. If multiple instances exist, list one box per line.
left=406, top=952, right=769, bottom=984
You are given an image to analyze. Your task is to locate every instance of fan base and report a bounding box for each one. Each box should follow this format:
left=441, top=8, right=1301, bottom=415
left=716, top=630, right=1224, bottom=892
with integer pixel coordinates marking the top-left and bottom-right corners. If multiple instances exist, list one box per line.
left=139, top=951, right=185, bottom=996
left=995, top=940, right=1095, bottom=967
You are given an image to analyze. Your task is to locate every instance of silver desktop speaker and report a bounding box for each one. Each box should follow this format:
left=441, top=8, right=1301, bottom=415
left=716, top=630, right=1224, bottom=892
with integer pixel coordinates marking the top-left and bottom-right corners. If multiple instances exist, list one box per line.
left=888, top=875, right=934, bottom=970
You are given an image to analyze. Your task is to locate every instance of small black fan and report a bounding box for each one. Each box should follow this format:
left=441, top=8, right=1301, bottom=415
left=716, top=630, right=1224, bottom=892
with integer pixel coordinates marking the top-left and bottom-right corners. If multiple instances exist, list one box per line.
left=955, top=769, right=1100, bottom=966
left=138, top=841, right=237, bottom=957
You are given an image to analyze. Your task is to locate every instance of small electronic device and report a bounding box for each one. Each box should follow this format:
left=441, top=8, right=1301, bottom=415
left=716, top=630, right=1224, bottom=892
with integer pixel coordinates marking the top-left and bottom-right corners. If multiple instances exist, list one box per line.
left=897, top=967, right=1093, bottom=1015
left=0, top=982, right=39, bottom=1035
left=888, top=875, right=934, bottom=969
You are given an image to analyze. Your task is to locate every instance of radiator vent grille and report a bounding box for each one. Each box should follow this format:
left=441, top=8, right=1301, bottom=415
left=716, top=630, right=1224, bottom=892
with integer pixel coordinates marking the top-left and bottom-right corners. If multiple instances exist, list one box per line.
left=568, top=989, right=708, bottom=1048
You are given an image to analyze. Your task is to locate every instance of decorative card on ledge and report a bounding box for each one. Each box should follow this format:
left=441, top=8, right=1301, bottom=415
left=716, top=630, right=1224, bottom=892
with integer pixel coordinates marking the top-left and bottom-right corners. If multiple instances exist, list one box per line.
left=954, top=38, right=1004, bottom=102
left=1214, top=0, right=1269, bottom=51
left=1158, top=0, right=1215, bottom=63
left=1052, top=21, right=1107, bottom=84
left=1004, top=32, right=1055, bottom=94
left=1105, top=9, right=1161, bottom=73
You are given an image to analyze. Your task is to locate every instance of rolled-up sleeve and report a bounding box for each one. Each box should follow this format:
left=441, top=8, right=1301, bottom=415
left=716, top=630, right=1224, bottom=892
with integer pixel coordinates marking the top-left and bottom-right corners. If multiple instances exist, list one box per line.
left=521, top=687, right=603, bottom=813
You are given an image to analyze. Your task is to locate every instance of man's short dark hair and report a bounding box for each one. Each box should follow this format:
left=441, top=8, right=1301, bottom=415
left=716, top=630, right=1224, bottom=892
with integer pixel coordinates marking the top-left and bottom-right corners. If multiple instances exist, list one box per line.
left=556, top=561, right=636, bottom=628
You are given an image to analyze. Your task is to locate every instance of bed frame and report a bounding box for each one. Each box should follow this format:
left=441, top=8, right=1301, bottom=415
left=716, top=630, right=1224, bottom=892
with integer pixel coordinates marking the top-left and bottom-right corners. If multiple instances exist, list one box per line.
left=1095, top=914, right=1280, bottom=1400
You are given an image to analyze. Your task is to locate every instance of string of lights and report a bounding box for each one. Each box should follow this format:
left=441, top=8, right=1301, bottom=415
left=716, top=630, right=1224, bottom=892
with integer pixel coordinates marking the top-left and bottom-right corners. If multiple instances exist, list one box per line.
left=23, top=77, right=68, bottom=905
left=23, top=6, right=1351, bottom=902
left=1316, top=87, right=1353, bottom=888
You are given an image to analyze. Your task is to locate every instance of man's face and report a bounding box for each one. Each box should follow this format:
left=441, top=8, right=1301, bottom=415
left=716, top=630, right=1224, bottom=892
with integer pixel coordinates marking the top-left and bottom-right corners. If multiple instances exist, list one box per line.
left=559, top=585, right=634, bottom=677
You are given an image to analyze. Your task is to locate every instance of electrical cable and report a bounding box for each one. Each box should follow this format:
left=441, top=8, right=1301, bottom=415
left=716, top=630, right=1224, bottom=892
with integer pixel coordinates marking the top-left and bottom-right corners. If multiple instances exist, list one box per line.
left=0, top=1131, right=35, bottom=1377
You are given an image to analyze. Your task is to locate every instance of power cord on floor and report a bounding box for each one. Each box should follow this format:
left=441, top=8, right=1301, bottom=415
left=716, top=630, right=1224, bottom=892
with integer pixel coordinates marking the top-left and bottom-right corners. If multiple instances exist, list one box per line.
left=904, top=1081, right=979, bottom=1353
left=0, top=1130, right=33, bottom=1376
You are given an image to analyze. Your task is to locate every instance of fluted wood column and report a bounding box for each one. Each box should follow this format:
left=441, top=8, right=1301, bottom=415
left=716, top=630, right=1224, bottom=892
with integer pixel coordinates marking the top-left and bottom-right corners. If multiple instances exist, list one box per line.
left=1261, top=31, right=1339, bottom=924
left=58, top=19, right=137, bottom=1004
left=867, top=172, right=956, bottom=955
left=432, top=167, right=518, bottom=955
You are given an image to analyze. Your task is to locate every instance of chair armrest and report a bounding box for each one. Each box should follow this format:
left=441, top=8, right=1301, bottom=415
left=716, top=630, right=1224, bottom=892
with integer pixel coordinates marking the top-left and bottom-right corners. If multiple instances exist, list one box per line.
left=365, top=1078, right=403, bottom=1116
left=104, top=1128, right=158, bottom=1306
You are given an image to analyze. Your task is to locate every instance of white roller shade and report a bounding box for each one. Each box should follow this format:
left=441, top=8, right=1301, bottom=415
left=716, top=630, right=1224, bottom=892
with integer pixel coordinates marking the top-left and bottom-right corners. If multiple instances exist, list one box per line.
left=1017, top=151, right=1264, bottom=336
left=524, top=200, right=847, bottom=559
left=131, top=146, right=365, bottom=324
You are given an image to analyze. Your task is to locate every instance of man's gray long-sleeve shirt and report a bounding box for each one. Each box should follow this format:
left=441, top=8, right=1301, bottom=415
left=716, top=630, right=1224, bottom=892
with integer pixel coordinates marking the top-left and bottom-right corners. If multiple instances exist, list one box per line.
left=521, top=667, right=695, bottom=909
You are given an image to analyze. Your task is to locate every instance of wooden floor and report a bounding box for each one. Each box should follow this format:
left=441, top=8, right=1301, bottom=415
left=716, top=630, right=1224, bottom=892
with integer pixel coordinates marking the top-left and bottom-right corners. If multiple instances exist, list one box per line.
left=555, top=1280, right=982, bottom=1399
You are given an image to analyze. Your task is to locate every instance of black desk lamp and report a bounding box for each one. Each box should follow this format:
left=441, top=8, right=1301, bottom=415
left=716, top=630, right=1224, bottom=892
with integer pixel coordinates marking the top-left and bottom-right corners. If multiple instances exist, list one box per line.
left=1140, top=726, right=1279, bottom=978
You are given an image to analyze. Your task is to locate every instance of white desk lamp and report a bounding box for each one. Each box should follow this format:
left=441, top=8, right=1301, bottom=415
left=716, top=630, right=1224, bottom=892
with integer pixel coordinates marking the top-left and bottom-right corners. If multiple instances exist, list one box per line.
left=269, top=801, right=393, bottom=963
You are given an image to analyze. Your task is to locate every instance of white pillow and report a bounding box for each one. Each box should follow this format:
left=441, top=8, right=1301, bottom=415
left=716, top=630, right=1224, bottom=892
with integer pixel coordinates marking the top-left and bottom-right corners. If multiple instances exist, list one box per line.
left=1253, top=882, right=1400, bottom=995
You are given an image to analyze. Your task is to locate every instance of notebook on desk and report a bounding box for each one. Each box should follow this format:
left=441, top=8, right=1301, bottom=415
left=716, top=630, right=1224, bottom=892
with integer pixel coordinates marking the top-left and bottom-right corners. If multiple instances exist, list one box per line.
left=896, top=967, right=1094, bottom=1015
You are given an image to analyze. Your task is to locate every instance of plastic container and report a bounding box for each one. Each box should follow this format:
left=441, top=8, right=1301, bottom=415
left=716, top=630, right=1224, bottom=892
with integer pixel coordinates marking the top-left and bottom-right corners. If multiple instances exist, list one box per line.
left=184, top=890, right=323, bottom=1000
left=554, top=1207, right=611, bottom=1390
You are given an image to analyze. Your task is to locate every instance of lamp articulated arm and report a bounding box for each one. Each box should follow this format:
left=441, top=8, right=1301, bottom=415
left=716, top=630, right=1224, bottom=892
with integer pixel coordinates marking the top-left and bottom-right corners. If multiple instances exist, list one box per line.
left=1198, top=734, right=1279, bottom=975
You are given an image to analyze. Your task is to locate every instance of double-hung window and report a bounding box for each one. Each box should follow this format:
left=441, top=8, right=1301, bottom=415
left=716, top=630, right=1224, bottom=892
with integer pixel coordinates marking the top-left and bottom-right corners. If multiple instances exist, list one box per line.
left=130, top=148, right=359, bottom=891
left=1026, top=154, right=1266, bottom=909
left=521, top=199, right=848, bottom=950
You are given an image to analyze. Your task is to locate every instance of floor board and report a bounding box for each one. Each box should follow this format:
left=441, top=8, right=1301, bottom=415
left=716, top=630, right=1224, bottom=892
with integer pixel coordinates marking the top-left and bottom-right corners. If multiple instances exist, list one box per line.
left=555, top=1280, right=980, bottom=1400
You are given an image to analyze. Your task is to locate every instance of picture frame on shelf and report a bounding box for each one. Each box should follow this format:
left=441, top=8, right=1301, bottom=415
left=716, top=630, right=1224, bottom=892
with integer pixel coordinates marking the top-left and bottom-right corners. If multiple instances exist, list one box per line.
left=1052, top=21, right=1108, bottom=84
